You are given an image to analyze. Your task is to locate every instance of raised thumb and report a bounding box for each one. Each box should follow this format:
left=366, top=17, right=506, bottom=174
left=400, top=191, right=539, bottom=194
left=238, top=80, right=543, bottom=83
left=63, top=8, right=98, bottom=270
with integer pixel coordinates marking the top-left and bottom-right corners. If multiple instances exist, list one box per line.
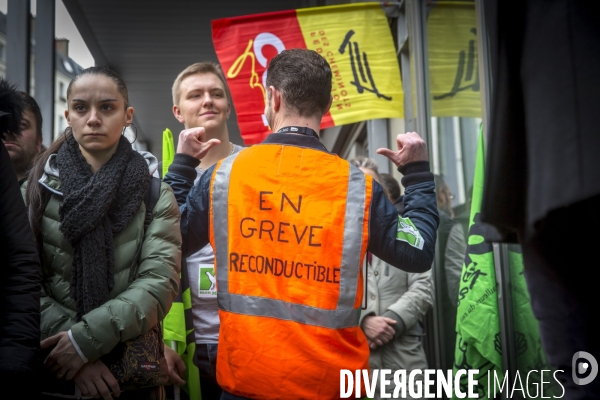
left=376, top=148, right=395, bottom=159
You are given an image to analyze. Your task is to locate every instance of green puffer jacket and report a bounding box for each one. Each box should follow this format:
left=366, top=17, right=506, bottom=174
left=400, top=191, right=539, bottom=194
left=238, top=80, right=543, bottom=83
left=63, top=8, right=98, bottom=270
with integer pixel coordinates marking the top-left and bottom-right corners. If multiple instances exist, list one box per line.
left=33, top=154, right=182, bottom=363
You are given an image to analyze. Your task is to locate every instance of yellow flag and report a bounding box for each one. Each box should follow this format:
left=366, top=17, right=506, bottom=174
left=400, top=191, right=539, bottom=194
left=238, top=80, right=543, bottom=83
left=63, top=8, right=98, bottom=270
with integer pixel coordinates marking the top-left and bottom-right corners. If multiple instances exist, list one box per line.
left=428, top=2, right=481, bottom=117
left=297, top=3, right=404, bottom=125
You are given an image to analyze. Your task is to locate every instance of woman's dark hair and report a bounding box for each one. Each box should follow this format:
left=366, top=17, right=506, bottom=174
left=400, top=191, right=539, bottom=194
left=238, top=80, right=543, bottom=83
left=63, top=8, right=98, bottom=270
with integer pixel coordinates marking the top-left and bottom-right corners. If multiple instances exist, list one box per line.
left=25, top=66, right=129, bottom=249
left=66, top=66, right=130, bottom=108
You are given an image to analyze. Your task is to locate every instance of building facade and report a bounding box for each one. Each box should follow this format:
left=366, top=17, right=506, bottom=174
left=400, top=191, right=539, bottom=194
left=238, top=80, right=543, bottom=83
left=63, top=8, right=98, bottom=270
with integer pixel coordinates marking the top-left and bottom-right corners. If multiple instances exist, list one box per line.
left=1, top=11, right=84, bottom=141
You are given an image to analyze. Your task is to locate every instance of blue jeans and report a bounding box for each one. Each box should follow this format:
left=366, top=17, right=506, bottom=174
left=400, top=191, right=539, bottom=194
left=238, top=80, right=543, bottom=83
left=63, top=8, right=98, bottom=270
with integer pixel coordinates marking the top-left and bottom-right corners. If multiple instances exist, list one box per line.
left=194, top=343, right=223, bottom=400
left=220, top=391, right=252, bottom=400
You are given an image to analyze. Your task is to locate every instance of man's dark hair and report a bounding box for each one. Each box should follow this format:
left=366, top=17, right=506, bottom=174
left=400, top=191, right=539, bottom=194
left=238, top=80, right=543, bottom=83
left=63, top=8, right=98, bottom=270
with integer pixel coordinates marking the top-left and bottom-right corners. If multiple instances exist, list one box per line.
left=18, top=91, right=43, bottom=140
left=266, top=48, right=332, bottom=118
left=0, top=78, right=25, bottom=140
left=380, top=173, right=401, bottom=202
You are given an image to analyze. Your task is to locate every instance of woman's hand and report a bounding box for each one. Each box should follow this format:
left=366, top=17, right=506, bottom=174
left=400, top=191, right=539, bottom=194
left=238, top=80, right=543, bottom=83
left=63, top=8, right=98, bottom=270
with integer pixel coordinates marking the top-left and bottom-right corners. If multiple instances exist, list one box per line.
left=41, top=331, right=85, bottom=380
left=74, top=359, right=120, bottom=400
left=164, top=344, right=186, bottom=386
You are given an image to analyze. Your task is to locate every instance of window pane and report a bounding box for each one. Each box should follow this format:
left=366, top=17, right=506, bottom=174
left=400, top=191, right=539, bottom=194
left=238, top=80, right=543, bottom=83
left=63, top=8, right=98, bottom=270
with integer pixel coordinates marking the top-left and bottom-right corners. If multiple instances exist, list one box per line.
left=423, top=2, right=554, bottom=398
left=424, top=2, right=482, bottom=381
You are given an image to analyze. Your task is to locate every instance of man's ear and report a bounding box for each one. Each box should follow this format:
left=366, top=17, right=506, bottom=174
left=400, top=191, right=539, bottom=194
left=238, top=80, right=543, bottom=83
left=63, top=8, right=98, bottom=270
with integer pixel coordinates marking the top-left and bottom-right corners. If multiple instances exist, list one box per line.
left=269, top=86, right=282, bottom=111
left=324, top=95, right=333, bottom=114
left=173, top=104, right=185, bottom=124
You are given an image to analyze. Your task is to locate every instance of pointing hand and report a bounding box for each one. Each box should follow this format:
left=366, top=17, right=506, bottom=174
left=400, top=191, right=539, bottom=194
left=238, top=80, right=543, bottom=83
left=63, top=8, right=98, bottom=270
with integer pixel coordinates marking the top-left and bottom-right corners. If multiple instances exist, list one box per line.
left=177, top=127, right=221, bottom=160
left=376, top=132, right=428, bottom=168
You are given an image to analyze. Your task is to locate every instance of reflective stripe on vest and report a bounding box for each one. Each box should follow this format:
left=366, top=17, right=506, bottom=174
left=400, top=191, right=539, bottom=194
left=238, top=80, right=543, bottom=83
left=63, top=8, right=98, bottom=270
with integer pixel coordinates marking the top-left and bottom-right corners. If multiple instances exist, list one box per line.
left=211, top=151, right=239, bottom=298
left=210, top=149, right=366, bottom=329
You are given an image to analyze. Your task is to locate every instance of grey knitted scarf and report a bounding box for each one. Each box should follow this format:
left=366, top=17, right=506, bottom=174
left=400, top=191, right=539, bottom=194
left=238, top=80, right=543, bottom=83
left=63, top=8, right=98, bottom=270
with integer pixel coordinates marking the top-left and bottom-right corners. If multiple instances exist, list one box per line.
left=57, top=135, right=150, bottom=319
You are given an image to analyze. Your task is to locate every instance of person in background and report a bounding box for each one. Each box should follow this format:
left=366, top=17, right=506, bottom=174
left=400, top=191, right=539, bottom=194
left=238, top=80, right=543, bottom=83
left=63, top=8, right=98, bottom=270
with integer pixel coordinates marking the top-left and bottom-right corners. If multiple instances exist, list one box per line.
left=0, top=77, right=42, bottom=398
left=380, top=172, right=404, bottom=214
left=444, top=185, right=472, bottom=308
left=2, top=90, right=44, bottom=185
left=349, top=155, right=389, bottom=199
left=352, top=156, right=433, bottom=400
left=25, top=66, right=181, bottom=400
left=434, top=174, right=458, bottom=268
left=433, top=173, right=464, bottom=371
left=163, top=61, right=243, bottom=400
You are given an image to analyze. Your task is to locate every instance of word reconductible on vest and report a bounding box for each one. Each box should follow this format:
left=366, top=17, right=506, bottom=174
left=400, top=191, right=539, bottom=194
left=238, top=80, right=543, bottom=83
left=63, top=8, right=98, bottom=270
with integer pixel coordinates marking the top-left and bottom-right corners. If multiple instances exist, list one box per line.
left=230, top=190, right=340, bottom=284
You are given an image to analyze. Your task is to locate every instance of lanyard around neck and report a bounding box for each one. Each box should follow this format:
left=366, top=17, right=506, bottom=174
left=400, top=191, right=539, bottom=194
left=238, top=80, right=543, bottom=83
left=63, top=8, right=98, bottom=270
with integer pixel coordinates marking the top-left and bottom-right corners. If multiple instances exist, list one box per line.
left=276, top=126, right=319, bottom=140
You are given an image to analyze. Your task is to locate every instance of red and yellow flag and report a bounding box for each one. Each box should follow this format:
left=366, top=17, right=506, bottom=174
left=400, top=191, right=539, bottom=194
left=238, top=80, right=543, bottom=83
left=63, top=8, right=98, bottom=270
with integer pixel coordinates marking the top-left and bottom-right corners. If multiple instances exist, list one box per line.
left=212, top=2, right=403, bottom=145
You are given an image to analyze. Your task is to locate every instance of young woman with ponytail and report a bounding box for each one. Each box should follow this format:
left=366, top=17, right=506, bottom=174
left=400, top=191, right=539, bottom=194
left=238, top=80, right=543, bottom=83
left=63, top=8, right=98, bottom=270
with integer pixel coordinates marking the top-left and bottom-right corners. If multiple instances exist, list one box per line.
left=25, top=66, right=182, bottom=400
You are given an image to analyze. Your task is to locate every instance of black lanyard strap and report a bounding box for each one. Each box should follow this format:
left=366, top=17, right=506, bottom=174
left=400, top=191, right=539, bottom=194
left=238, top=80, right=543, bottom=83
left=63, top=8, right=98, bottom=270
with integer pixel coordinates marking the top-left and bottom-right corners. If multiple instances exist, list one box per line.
left=276, top=126, right=320, bottom=140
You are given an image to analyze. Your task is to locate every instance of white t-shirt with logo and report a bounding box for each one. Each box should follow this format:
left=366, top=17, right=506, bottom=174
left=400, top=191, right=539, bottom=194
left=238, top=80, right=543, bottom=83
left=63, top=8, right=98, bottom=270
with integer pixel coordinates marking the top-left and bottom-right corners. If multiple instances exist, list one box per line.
left=187, top=145, right=243, bottom=344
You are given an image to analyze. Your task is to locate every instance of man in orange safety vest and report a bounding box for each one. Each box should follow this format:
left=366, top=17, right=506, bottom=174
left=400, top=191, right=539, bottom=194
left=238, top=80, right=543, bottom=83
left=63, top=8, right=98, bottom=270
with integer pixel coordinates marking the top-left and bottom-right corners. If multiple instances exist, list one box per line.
left=164, top=48, right=439, bottom=400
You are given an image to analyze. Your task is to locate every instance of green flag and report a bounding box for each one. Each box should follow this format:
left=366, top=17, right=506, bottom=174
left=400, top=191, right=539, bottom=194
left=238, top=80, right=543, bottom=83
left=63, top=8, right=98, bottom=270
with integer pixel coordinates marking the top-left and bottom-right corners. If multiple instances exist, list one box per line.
left=162, top=128, right=175, bottom=177
left=452, top=124, right=502, bottom=398
left=452, top=125, right=549, bottom=398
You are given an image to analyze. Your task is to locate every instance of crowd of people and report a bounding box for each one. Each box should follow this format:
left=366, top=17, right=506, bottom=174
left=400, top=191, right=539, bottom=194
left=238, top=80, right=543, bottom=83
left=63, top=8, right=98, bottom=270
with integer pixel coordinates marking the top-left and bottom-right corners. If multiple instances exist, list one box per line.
left=1, top=49, right=438, bottom=400
left=1, top=10, right=598, bottom=396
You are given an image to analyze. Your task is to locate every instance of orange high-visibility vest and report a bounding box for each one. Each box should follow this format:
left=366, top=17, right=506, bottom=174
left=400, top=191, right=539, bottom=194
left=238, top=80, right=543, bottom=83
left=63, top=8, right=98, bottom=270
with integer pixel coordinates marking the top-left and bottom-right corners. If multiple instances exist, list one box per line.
left=209, top=143, right=373, bottom=399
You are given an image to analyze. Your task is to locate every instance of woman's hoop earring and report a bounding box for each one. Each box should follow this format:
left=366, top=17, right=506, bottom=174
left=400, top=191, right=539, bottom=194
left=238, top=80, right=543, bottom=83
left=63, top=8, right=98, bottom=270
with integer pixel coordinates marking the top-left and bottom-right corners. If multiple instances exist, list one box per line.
left=122, top=123, right=138, bottom=145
